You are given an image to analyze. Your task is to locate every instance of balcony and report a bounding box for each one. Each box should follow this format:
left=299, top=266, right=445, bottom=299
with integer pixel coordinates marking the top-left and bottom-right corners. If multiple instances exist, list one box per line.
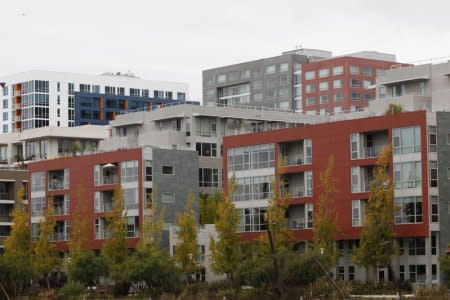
left=96, top=163, right=118, bottom=185
left=95, top=190, right=114, bottom=213
left=48, top=169, right=68, bottom=191
left=351, top=130, right=388, bottom=160
left=281, top=172, right=311, bottom=198
left=53, top=220, right=69, bottom=241
left=352, top=165, right=376, bottom=193
left=279, top=140, right=310, bottom=166
left=286, top=204, right=313, bottom=230
left=53, top=195, right=69, bottom=216
left=0, top=215, right=12, bottom=223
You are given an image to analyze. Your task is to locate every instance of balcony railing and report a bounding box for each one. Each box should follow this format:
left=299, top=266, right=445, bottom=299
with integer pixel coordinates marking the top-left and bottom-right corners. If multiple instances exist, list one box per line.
left=53, top=232, right=69, bottom=241
left=0, top=215, right=13, bottom=222
left=102, top=174, right=118, bottom=185
left=0, top=192, right=10, bottom=200
left=363, top=146, right=385, bottom=158
left=288, top=218, right=306, bottom=229
left=48, top=180, right=65, bottom=190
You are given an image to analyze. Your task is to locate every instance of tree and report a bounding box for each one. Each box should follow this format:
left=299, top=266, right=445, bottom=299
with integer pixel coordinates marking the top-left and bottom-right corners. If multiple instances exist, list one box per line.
left=354, top=146, right=397, bottom=281
left=68, top=185, right=90, bottom=257
left=384, top=103, right=403, bottom=115
left=313, top=155, right=340, bottom=263
left=67, top=250, right=107, bottom=287
left=33, top=198, right=61, bottom=289
left=102, top=184, right=128, bottom=281
left=199, top=192, right=221, bottom=224
left=139, top=189, right=165, bottom=250
left=440, top=251, right=450, bottom=287
left=3, top=187, right=34, bottom=296
left=175, top=192, right=199, bottom=280
left=210, top=177, right=240, bottom=280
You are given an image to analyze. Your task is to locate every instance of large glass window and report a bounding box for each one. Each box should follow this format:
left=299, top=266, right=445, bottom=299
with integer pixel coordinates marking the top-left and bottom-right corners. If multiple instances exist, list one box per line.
left=233, top=175, right=273, bottom=202
left=31, top=172, right=45, bottom=192
left=196, top=118, right=217, bottom=137
left=123, top=188, right=138, bottom=210
left=431, top=195, right=439, bottom=223
left=196, top=142, right=217, bottom=157
left=31, top=197, right=46, bottom=216
left=408, top=238, right=426, bottom=255
left=351, top=167, right=360, bottom=193
left=121, top=160, right=138, bottom=183
left=199, top=168, right=219, bottom=188
left=227, top=144, right=275, bottom=172
left=395, top=196, right=423, bottom=224
left=237, top=207, right=267, bottom=232
left=393, top=126, right=421, bottom=154
left=394, top=161, right=422, bottom=189
left=332, top=66, right=344, bottom=75
left=429, top=126, right=437, bottom=152
left=304, top=139, right=312, bottom=164
left=352, top=200, right=366, bottom=227
left=305, top=171, right=313, bottom=196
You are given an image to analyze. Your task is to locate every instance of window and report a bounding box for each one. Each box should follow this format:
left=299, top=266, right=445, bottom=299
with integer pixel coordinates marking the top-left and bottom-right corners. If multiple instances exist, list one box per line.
left=57, top=95, right=60, bottom=105
left=233, top=175, right=273, bottom=202
left=334, top=92, right=344, bottom=102
left=161, top=192, right=175, bottom=203
left=123, top=188, right=138, bottom=210
left=130, top=88, right=140, bottom=97
left=319, top=82, right=329, bottom=91
left=319, top=69, right=329, bottom=77
left=379, top=86, right=386, bottom=99
left=196, top=142, right=217, bottom=157
left=364, top=93, right=374, bottom=101
left=394, top=161, right=422, bottom=189
left=306, top=97, right=316, bottom=105
left=117, top=87, right=125, bottom=96
left=304, top=139, right=312, bottom=164
left=165, top=91, right=173, bottom=100
left=105, top=86, right=116, bottom=95
left=392, top=84, right=406, bottom=97
left=279, top=63, right=288, bottom=72
left=278, top=88, right=289, bottom=97
left=351, top=79, right=361, bottom=88
left=429, top=126, right=437, bottom=152
left=145, top=160, right=152, bottom=181
left=430, top=161, right=438, bottom=187
left=162, top=165, right=174, bottom=175
left=237, top=207, right=267, bottom=232
left=333, top=79, right=343, bottom=89
left=348, top=266, right=355, bottom=281
left=305, top=71, right=315, bottom=80
left=350, top=133, right=359, bottom=159
left=121, top=160, right=138, bottom=183
left=57, top=108, right=60, bottom=117
left=79, top=84, right=91, bottom=93
left=399, top=265, right=405, bottom=280
left=431, top=196, right=439, bottom=223
left=408, top=238, right=426, bottom=255
left=305, top=171, right=313, bottom=196
left=227, top=144, right=275, bottom=172
left=363, top=67, right=373, bottom=76
left=306, top=203, right=314, bottom=228
left=432, top=234, right=437, bottom=255
left=305, top=84, right=315, bottom=93
left=395, top=196, right=423, bottom=224
left=279, top=101, right=289, bottom=110
left=320, top=95, right=329, bottom=104
left=332, top=66, right=343, bottom=75
left=334, top=106, right=343, bottom=114
left=351, top=167, right=361, bottom=193
left=338, top=266, right=345, bottom=280
left=199, top=168, right=219, bottom=187
left=31, top=197, right=46, bottom=217
left=352, top=200, right=366, bottom=227
left=127, top=216, right=139, bottom=238
left=241, top=69, right=251, bottom=79
left=350, top=65, right=360, bottom=74
left=376, top=68, right=385, bottom=76
left=393, top=126, right=421, bottom=154
left=363, top=80, right=373, bottom=89
left=351, top=92, right=361, bottom=100
left=217, top=74, right=226, bottom=83
left=265, top=65, right=276, bottom=75
left=31, top=172, right=45, bottom=192
left=196, top=118, right=216, bottom=137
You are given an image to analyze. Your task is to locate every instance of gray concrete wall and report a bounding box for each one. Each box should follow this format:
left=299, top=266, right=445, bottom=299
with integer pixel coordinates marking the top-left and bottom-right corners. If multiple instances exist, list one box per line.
left=152, top=148, right=199, bottom=249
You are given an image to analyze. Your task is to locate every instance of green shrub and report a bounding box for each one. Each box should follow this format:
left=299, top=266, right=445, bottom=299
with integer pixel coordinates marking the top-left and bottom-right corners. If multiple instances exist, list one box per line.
left=217, top=287, right=237, bottom=299
left=415, top=285, right=449, bottom=300
left=58, top=281, right=86, bottom=300
left=384, top=103, right=403, bottom=115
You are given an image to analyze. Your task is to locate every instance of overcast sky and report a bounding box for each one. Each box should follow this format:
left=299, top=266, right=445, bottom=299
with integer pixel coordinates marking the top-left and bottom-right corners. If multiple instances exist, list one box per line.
left=1, top=0, right=449, bottom=100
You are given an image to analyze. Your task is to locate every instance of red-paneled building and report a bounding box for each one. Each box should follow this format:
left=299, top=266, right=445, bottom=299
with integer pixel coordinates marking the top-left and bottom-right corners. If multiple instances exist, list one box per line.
left=301, top=56, right=401, bottom=115
left=223, top=110, right=442, bottom=284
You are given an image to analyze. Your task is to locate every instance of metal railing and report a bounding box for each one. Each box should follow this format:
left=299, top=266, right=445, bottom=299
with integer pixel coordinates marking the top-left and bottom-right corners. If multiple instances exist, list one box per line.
left=0, top=192, right=10, bottom=200
left=0, top=215, right=13, bottom=222
left=102, top=174, right=118, bottom=185
left=48, top=180, right=65, bottom=190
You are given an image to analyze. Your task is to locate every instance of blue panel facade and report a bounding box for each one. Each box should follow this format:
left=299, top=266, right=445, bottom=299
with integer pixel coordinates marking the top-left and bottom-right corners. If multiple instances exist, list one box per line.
left=74, top=92, right=199, bottom=126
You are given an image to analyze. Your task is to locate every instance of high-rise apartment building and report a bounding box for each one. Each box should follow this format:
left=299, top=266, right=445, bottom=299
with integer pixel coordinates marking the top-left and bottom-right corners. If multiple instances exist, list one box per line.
left=0, top=70, right=190, bottom=132
left=203, top=49, right=399, bottom=113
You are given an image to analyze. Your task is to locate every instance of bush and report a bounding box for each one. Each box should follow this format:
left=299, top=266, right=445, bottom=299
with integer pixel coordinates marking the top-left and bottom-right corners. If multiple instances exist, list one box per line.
left=415, top=285, right=449, bottom=300
left=384, top=103, right=403, bottom=115
left=305, top=278, right=352, bottom=299
left=58, top=281, right=86, bottom=300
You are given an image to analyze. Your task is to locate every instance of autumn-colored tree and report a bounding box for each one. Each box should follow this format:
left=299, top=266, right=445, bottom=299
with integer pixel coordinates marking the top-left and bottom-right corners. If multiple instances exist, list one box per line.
left=199, top=192, right=221, bottom=224
left=175, top=192, right=199, bottom=281
left=139, top=189, right=165, bottom=250
left=68, top=185, right=89, bottom=257
left=102, top=184, right=128, bottom=281
left=3, top=187, right=34, bottom=296
left=313, top=155, right=340, bottom=263
left=354, top=146, right=397, bottom=281
left=210, top=177, right=240, bottom=280
left=33, top=198, right=61, bottom=289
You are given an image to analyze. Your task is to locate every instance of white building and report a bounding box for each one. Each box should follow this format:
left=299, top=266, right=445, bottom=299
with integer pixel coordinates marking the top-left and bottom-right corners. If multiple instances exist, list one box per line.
left=0, top=70, right=189, bottom=132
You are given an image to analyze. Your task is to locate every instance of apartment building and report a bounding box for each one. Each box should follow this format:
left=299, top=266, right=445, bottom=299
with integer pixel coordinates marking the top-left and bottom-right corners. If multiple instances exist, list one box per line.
left=0, top=70, right=189, bottom=132
left=0, top=169, right=28, bottom=253
left=28, top=147, right=198, bottom=251
left=370, top=60, right=450, bottom=113
left=301, top=52, right=399, bottom=115
left=223, top=110, right=447, bottom=286
left=203, top=48, right=332, bottom=112
left=99, top=104, right=324, bottom=195
left=203, top=49, right=399, bottom=113
left=0, top=125, right=108, bottom=167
